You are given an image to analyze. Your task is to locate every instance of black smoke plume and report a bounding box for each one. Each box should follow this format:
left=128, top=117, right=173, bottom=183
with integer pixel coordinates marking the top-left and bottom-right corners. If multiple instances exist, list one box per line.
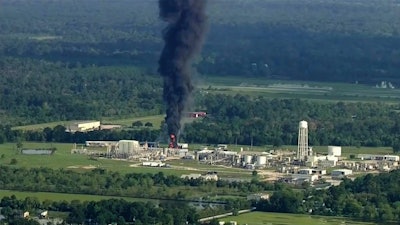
left=158, top=0, right=208, bottom=141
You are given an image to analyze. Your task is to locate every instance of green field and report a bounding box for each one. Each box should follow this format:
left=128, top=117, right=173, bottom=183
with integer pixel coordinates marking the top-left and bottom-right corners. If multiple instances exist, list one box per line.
left=0, top=190, right=157, bottom=203
left=12, top=114, right=165, bottom=131
left=102, top=114, right=165, bottom=129
left=222, top=212, right=379, bottom=225
left=0, top=142, right=254, bottom=179
left=0, top=142, right=396, bottom=177
left=200, top=76, right=400, bottom=103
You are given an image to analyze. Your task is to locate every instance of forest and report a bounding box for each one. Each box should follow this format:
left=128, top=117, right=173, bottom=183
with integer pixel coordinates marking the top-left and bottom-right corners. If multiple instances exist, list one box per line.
left=1, top=0, right=400, bottom=83
left=3, top=98, right=400, bottom=148
left=1, top=0, right=400, bottom=126
left=1, top=166, right=400, bottom=224
left=0, top=166, right=275, bottom=200
left=258, top=169, right=400, bottom=222
left=0, top=196, right=199, bottom=225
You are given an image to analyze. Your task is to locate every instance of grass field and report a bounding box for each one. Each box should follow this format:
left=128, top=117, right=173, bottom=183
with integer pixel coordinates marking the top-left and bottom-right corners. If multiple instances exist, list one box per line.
left=12, top=114, right=165, bottom=131
left=0, top=142, right=395, bottom=174
left=222, top=211, right=378, bottom=225
left=102, top=114, right=165, bottom=129
left=200, top=76, right=400, bottom=103
left=0, top=142, right=254, bottom=179
left=0, top=190, right=156, bottom=203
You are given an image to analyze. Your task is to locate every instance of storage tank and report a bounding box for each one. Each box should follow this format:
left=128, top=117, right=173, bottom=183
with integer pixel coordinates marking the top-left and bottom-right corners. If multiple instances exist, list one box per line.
left=243, top=155, right=253, bottom=164
left=299, top=120, right=308, bottom=129
left=119, top=140, right=140, bottom=154
left=328, top=146, right=342, bottom=157
left=256, top=155, right=267, bottom=166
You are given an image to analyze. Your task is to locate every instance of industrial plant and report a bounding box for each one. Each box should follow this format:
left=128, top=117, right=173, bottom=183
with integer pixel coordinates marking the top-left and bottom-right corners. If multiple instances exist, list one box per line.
left=70, top=120, right=400, bottom=187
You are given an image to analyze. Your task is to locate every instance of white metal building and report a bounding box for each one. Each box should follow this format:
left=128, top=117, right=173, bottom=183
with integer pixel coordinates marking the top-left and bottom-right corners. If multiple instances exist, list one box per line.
left=66, top=121, right=100, bottom=132
left=357, top=154, right=399, bottom=161
left=298, top=168, right=313, bottom=175
left=331, top=169, right=352, bottom=179
left=328, top=146, right=342, bottom=157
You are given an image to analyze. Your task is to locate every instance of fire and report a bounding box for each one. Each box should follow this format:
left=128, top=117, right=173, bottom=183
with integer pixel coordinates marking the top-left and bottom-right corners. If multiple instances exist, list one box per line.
left=169, top=134, right=177, bottom=148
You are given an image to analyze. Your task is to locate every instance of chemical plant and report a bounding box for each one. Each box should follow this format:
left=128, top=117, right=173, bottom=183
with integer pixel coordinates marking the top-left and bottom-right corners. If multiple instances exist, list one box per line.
left=70, top=120, right=400, bottom=186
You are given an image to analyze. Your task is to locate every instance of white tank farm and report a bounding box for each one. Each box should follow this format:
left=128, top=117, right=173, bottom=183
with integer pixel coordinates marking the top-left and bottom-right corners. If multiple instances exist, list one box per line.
left=328, top=146, right=342, bottom=157
left=256, top=155, right=267, bottom=166
left=118, top=140, right=140, bottom=154
left=299, top=120, right=308, bottom=129
left=243, top=155, right=253, bottom=164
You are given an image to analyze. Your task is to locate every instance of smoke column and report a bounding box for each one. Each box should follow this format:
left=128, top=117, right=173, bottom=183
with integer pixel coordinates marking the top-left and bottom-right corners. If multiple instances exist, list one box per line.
left=158, top=0, right=208, bottom=142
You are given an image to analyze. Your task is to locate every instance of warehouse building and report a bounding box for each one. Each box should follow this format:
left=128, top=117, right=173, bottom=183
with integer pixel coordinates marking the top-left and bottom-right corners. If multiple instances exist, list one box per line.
left=66, top=121, right=100, bottom=133
left=357, top=154, right=399, bottom=162
left=331, top=169, right=353, bottom=179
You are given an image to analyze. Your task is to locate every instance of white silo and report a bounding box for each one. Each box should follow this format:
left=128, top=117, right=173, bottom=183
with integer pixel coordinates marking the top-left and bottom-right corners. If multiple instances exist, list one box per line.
left=297, top=120, right=308, bottom=161
left=256, top=155, right=267, bottom=166
left=118, top=140, right=140, bottom=154
left=328, top=146, right=342, bottom=157
left=243, top=155, right=253, bottom=164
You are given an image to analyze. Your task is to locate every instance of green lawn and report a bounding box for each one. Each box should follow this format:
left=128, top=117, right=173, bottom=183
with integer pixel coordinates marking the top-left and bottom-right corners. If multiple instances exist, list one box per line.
left=102, top=114, right=165, bottom=129
left=200, top=76, right=400, bottom=103
left=12, top=114, right=165, bottom=131
left=0, top=142, right=254, bottom=178
left=223, top=211, right=378, bottom=225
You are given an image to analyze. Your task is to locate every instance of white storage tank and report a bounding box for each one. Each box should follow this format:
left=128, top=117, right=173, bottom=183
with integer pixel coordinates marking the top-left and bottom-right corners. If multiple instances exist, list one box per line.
left=256, top=155, right=267, bottom=166
left=328, top=146, right=342, bottom=157
left=243, top=155, right=253, bottom=164
left=299, top=120, right=308, bottom=129
left=118, top=140, right=140, bottom=154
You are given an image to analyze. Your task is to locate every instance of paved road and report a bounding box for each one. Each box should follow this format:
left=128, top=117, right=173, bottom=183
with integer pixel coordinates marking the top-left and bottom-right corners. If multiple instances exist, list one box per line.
left=198, top=207, right=256, bottom=223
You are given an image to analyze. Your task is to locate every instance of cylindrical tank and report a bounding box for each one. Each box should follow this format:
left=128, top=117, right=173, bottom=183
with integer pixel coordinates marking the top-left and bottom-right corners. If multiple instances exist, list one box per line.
left=256, top=155, right=267, bottom=166
left=119, top=140, right=139, bottom=154
left=328, top=146, right=342, bottom=156
left=299, top=120, right=308, bottom=129
left=244, top=155, right=253, bottom=164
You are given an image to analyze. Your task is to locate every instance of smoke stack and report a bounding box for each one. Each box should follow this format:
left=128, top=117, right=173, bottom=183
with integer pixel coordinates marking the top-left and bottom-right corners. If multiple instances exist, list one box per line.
left=158, top=0, right=208, bottom=140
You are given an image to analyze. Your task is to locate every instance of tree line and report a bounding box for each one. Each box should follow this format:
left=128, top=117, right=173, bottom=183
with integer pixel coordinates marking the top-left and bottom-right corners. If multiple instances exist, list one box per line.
left=0, top=167, right=277, bottom=201
left=3, top=96, right=400, bottom=149
left=257, top=169, right=400, bottom=222
left=183, top=95, right=400, bottom=148
left=0, top=196, right=199, bottom=225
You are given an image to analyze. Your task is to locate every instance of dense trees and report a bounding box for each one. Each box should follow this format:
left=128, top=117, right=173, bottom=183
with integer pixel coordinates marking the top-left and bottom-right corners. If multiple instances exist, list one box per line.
left=1, top=96, right=399, bottom=148
left=1, top=0, right=400, bottom=126
left=0, top=196, right=199, bottom=225
left=258, top=170, right=400, bottom=222
left=1, top=0, right=400, bottom=85
left=0, top=58, right=163, bottom=125
left=0, top=167, right=276, bottom=201
left=182, top=95, right=400, bottom=147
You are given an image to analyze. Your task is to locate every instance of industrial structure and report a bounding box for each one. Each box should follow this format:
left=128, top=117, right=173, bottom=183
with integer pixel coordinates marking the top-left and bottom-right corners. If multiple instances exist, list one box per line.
left=297, top=120, right=308, bottom=161
left=72, top=139, right=190, bottom=161
left=66, top=121, right=101, bottom=133
left=67, top=118, right=400, bottom=188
